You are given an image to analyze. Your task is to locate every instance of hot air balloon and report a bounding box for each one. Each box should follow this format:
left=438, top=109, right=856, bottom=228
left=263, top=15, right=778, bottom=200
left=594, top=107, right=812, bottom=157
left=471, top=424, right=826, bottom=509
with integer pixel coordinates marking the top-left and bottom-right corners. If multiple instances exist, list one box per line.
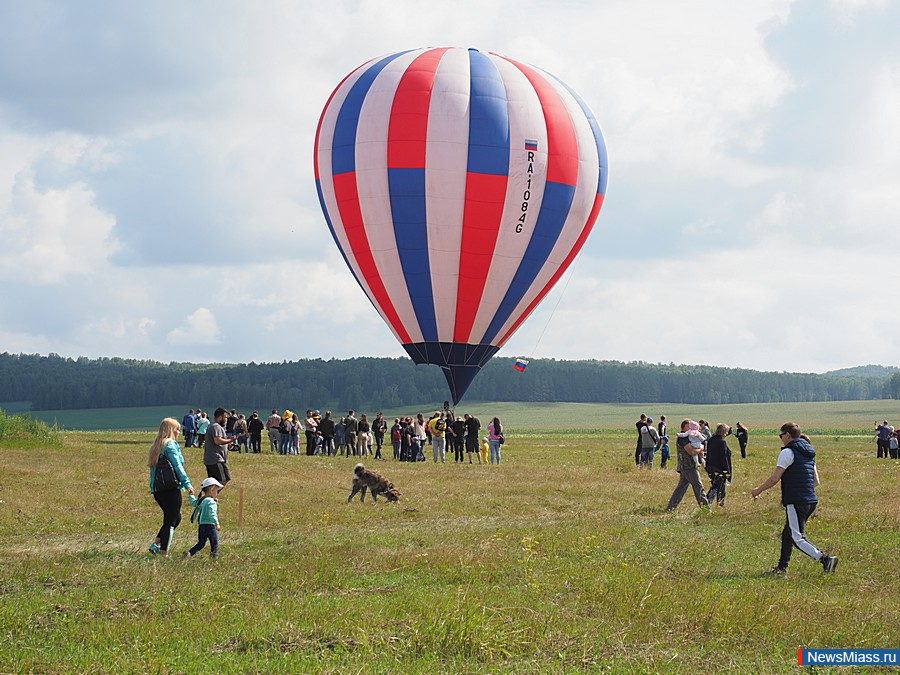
left=314, top=47, right=608, bottom=404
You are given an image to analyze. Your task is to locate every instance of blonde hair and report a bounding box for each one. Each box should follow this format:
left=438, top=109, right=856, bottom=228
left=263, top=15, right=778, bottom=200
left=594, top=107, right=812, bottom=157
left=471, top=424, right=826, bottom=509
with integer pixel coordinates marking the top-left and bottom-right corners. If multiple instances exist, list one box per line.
left=148, top=417, right=181, bottom=467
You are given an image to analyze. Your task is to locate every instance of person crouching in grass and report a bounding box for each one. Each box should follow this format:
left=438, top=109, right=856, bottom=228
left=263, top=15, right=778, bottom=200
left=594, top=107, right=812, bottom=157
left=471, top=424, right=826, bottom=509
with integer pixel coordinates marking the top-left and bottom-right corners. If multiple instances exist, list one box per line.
left=184, top=477, right=223, bottom=559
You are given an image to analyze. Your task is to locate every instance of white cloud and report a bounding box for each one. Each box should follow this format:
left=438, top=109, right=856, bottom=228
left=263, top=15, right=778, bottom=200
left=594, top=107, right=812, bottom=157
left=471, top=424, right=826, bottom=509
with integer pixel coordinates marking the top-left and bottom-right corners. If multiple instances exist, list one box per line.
left=167, top=308, right=222, bottom=347
left=0, top=167, right=120, bottom=284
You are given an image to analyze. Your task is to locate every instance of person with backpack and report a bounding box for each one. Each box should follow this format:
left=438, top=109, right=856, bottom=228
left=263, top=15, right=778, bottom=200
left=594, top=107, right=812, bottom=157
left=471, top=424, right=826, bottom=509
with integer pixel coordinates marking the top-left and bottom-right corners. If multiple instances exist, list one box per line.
left=428, top=412, right=447, bottom=463
left=148, top=417, right=194, bottom=556
left=344, top=411, right=359, bottom=457
left=277, top=410, right=292, bottom=455
left=232, top=414, right=249, bottom=453
left=639, top=416, right=660, bottom=468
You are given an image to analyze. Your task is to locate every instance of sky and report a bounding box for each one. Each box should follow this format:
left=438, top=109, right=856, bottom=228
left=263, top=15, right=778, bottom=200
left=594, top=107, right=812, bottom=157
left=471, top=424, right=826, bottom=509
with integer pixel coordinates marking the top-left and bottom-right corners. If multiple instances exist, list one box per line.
left=0, top=0, right=898, bottom=374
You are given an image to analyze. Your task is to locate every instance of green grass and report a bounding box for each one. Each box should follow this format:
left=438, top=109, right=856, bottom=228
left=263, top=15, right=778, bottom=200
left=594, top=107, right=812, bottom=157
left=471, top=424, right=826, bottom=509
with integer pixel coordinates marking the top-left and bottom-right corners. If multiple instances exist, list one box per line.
left=0, top=411, right=898, bottom=672
left=9, top=399, right=900, bottom=432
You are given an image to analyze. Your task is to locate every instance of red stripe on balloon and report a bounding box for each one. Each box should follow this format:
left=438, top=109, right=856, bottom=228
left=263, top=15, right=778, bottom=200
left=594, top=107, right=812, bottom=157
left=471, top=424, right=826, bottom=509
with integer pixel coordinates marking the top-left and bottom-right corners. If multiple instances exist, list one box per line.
left=496, top=192, right=604, bottom=347
left=332, top=172, right=411, bottom=343
left=454, top=171, right=509, bottom=343
left=387, top=48, right=450, bottom=169
left=500, top=57, right=578, bottom=186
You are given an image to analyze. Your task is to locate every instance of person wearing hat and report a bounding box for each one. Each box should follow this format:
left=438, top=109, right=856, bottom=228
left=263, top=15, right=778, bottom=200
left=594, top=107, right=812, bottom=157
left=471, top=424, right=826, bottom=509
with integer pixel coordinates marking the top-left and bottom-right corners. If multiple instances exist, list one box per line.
left=278, top=410, right=293, bottom=455
left=184, top=477, right=223, bottom=559
left=639, top=416, right=660, bottom=468
left=204, top=408, right=233, bottom=487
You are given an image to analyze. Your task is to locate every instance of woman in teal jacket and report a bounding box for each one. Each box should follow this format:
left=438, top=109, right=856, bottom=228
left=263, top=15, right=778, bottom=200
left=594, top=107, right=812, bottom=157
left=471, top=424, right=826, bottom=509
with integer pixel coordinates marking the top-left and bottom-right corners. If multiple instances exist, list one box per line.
left=148, top=417, right=194, bottom=556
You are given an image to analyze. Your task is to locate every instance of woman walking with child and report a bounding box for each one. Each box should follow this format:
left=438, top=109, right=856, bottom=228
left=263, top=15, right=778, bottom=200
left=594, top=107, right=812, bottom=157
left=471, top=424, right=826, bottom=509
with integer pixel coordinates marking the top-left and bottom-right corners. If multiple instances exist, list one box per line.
left=147, top=417, right=194, bottom=556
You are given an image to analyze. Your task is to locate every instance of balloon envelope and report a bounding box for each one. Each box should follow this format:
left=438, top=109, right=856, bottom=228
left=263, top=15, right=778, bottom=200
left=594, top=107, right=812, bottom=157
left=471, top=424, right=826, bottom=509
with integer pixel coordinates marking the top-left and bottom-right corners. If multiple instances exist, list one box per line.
left=314, top=47, right=608, bottom=403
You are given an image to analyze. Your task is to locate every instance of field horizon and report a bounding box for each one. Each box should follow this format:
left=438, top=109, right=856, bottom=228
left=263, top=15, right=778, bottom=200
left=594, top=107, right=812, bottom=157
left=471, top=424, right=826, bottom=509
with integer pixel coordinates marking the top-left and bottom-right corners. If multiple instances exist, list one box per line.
left=4, top=398, right=900, bottom=433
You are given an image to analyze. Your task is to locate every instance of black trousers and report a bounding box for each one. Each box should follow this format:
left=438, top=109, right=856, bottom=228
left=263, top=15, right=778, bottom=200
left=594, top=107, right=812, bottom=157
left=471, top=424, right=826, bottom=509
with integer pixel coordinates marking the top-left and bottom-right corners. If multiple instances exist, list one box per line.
left=250, top=433, right=262, bottom=453
left=453, top=438, right=465, bottom=462
left=153, top=488, right=182, bottom=552
left=306, top=430, right=317, bottom=455
left=780, top=502, right=823, bottom=568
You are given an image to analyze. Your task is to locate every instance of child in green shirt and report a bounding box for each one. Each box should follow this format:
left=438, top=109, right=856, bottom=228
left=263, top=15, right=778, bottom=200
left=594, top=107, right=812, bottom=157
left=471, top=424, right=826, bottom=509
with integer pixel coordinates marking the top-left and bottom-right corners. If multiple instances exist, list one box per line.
left=184, top=477, right=222, bottom=559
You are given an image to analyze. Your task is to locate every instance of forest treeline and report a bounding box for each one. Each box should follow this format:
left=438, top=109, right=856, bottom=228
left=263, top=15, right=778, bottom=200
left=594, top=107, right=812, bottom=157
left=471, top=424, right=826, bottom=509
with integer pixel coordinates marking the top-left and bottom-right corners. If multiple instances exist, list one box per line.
left=1, top=352, right=897, bottom=411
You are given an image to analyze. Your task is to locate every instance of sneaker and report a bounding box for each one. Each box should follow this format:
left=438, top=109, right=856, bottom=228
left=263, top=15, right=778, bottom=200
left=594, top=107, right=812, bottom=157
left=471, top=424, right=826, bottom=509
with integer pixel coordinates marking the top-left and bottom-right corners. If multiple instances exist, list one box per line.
left=822, top=555, right=838, bottom=573
left=182, top=551, right=191, bottom=559
left=765, top=564, right=788, bottom=577
left=148, top=543, right=161, bottom=555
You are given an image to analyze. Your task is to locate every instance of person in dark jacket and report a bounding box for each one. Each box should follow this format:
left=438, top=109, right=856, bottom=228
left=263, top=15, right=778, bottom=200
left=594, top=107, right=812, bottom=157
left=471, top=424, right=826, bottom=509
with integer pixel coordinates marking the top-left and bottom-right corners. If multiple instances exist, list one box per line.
left=318, top=411, right=336, bottom=456
left=751, top=422, right=838, bottom=576
left=247, top=411, right=265, bottom=453
left=735, top=422, right=749, bottom=458
left=704, top=424, right=733, bottom=506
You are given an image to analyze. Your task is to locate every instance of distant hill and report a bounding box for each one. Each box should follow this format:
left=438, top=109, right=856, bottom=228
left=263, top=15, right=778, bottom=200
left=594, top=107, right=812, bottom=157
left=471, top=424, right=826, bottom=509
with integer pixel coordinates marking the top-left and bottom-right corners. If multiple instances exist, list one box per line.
left=825, top=365, right=899, bottom=379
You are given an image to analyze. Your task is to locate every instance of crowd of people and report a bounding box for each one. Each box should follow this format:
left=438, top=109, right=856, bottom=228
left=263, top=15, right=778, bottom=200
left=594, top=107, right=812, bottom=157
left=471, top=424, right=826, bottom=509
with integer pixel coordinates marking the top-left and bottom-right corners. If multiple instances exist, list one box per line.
left=179, top=407, right=505, bottom=465
left=634, top=414, right=750, bottom=472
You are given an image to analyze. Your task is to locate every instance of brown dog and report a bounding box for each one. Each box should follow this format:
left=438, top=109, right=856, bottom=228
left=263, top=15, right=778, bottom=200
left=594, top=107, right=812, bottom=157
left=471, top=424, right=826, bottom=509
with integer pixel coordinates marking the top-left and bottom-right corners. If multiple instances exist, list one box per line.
left=348, top=463, right=401, bottom=502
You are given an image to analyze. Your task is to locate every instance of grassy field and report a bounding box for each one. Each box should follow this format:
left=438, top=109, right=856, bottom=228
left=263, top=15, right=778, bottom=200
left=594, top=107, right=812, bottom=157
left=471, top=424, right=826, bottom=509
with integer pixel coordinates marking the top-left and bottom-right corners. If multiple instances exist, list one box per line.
left=7, top=399, right=900, bottom=433
left=0, top=408, right=898, bottom=672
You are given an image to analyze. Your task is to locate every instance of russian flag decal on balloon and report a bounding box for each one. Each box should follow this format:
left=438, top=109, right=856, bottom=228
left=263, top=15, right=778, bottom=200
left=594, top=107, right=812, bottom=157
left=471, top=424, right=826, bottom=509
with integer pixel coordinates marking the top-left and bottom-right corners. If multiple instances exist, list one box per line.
left=314, top=47, right=608, bottom=404
left=514, top=358, right=529, bottom=372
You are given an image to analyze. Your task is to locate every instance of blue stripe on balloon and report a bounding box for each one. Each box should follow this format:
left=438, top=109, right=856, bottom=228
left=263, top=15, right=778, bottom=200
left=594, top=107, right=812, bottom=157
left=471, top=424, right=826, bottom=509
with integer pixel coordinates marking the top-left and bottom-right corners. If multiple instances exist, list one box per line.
left=389, top=167, right=438, bottom=342
left=478, top=180, right=576, bottom=345
left=550, top=76, right=608, bottom=197
left=467, top=49, right=510, bottom=177
left=331, top=51, right=411, bottom=176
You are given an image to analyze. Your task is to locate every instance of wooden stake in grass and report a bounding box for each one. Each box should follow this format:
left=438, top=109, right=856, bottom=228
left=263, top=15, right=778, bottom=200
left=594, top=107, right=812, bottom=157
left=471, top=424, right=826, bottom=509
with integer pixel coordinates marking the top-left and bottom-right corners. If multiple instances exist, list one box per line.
left=238, top=486, right=244, bottom=527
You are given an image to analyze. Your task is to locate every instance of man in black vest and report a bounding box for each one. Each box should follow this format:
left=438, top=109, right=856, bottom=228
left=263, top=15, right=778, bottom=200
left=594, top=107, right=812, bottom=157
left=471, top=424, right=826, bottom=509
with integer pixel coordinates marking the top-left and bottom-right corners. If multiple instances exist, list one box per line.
left=751, top=422, right=838, bottom=576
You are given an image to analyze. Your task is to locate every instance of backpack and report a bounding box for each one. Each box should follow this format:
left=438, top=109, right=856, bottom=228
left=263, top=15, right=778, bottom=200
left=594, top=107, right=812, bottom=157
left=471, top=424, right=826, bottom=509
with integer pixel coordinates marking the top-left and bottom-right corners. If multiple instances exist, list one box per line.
left=154, top=449, right=178, bottom=492
left=391, top=427, right=401, bottom=442
left=435, top=419, right=446, bottom=432
left=278, top=419, right=290, bottom=434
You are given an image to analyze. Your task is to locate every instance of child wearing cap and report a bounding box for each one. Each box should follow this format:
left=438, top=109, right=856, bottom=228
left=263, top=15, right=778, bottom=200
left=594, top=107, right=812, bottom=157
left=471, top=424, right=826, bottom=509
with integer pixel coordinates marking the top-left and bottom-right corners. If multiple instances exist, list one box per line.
left=480, top=437, right=489, bottom=465
left=184, top=477, right=223, bottom=559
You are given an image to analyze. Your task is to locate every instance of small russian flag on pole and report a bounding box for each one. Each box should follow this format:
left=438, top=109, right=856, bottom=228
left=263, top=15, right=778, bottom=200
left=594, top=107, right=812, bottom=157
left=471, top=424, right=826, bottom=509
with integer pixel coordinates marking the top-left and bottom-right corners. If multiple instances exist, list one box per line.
left=524, top=139, right=538, bottom=151
left=514, top=358, right=528, bottom=372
